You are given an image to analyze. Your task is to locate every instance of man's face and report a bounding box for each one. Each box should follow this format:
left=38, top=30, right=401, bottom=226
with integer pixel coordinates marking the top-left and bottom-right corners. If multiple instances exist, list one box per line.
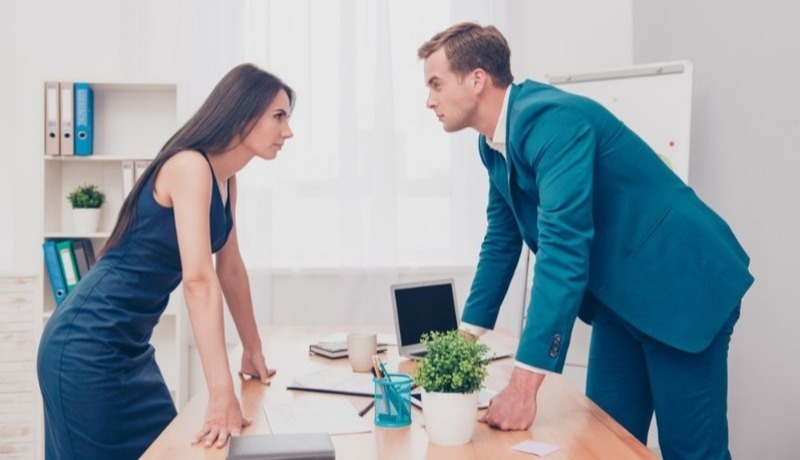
left=423, top=48, right=478, bottom=133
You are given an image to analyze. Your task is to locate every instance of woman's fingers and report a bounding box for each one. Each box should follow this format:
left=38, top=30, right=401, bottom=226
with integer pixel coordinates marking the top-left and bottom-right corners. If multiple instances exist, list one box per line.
left=215, top=430, right=228, bottom=448
left=191, top=425, right=210, bottom=444
left=203, top=428, right=220, bottom=447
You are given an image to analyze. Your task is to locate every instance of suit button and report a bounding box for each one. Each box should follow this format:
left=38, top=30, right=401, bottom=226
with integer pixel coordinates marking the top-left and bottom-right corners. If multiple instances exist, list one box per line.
left=549, top=334, right=562, bottom=357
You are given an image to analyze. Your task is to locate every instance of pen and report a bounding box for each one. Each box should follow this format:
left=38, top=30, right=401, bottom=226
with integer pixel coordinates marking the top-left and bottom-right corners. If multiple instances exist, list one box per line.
left=358, top=399, right=375, bottom=417
left=376, top=358, right=410, bottom=419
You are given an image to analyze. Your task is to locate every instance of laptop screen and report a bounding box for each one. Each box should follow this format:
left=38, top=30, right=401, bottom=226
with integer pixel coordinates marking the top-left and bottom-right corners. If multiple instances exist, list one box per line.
left=394, top=282, right=459, bottom=347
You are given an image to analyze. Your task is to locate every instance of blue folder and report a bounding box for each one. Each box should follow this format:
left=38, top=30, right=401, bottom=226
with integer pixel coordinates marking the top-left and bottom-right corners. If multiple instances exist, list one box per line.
left=43, top=240, right=68, bottom=305
left=74, top=83, right=93, bottom=156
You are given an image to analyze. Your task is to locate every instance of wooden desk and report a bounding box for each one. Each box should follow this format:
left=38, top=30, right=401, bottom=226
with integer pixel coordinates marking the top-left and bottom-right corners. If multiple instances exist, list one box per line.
left=142, top=327, right=655, bottom=459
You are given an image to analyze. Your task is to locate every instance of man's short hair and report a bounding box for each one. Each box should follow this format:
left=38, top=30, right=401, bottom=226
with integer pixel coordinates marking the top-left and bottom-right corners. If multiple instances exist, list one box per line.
left=418, top=22, right=513, bottom=88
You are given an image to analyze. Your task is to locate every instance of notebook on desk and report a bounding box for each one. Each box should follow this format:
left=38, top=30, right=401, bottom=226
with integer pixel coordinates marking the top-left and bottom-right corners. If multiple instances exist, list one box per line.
left=226, top=433, right=335, bottom=460
left=390, top=279, right=513, bottom=361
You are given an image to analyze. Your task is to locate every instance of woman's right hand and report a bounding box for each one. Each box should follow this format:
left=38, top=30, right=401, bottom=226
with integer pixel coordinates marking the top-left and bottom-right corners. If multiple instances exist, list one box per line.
left=192, top=390, right=251, bottom=448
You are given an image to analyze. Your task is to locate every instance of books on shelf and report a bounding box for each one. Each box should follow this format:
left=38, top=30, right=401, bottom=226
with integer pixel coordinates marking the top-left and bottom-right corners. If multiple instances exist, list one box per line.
left=44, top=81, right=94, bottom=156
left=55, top=240, right=80, bottom=292
left=44, top=82, right=60, bottom=155
left=309, top=340, right=388, bottom=359
left=42, top=238, right=97, bottom=304
left=59, top=82, right=74, bottom=156
left=121, top=160, right=135, bottom=198
left=42, top=241, right=67, bottom=305
left=74, top=83, right=94, bottom=155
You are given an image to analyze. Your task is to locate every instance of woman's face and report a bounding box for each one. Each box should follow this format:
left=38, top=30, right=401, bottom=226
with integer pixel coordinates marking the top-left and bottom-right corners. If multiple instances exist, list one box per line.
left=243, top=89, right=294, bottom=160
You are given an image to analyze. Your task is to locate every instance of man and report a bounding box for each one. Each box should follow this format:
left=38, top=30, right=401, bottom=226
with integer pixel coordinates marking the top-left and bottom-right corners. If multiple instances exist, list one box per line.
left=418, top=22, right=753, bottom=459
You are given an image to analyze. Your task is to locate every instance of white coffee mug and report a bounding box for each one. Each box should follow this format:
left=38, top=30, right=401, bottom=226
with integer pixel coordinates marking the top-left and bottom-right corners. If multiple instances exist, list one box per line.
left=347, top=332, right=377, bottom=373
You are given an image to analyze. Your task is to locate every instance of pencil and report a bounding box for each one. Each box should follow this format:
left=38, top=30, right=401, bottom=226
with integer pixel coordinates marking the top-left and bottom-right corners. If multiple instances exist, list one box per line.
left=358, top=399, right=375, bottom=417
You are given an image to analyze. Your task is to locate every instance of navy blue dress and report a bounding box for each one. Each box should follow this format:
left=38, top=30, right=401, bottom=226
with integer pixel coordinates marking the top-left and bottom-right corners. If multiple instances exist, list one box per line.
left=37, top=151, right=233, bottom=459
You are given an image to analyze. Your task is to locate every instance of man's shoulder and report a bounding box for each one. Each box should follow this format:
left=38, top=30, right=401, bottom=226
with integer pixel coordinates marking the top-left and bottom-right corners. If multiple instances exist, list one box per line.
left=512, top=80, right=580, bottom=110
left=508, top=82, right=586, bottom=132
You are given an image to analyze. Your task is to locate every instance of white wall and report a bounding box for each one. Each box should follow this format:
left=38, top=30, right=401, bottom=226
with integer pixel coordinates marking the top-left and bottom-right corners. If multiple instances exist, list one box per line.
left=6, top=0, right=124, bottom=271
left=0, top=2, right=14, bottom=272
left=633, top=1, right=799, bottom=458
left=504, top=0, right=632, bottom=80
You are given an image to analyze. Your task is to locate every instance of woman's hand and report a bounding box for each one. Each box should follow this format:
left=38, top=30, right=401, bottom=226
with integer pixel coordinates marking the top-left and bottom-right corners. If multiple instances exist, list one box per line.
left=239, top=348, right=276, bottom=384
left=192, top=390, right=250, bottom=448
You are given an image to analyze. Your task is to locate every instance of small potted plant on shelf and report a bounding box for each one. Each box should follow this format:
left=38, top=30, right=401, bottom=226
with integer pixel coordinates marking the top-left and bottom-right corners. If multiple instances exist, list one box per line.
left=413, top=329, right=489, bottom=446
left=67, top=183, right=105, bottom=234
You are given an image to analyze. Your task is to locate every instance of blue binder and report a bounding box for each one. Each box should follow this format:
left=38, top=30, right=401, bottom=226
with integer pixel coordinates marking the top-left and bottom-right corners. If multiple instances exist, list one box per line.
left=43, top=240, right=68, bottom=305
left=74, top=83, right=93, bottom=156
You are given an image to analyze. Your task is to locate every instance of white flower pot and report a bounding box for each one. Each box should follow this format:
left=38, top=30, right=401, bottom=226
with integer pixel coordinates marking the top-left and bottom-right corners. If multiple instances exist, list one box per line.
left=423, top=390, right=479, bottom=446
left=72, top=208, right=101, bottom=234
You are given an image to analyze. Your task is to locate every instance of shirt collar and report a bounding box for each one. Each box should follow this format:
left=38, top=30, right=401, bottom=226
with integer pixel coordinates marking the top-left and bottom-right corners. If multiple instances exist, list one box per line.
left=487, top=86, right=512, bottom=156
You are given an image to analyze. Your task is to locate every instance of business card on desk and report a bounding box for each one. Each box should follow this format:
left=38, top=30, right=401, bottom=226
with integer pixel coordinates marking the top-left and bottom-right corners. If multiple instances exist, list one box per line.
left=511, top=440, right=560, bottom=457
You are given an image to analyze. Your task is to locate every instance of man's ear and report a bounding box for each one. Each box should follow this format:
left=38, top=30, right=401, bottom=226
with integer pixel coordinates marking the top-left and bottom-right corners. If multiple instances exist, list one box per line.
left=472, top=69, right=487, bottom=93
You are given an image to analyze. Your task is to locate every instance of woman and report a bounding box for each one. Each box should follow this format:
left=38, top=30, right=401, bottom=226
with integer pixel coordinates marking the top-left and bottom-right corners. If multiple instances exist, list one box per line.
left=37, top=63, right=294, bottom=458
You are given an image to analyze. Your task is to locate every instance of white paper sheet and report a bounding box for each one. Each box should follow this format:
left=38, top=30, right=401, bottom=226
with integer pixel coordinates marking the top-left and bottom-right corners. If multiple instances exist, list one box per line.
left=265, top=398, right=372, bottom=436
left=290, top=368, right=376, bottom=396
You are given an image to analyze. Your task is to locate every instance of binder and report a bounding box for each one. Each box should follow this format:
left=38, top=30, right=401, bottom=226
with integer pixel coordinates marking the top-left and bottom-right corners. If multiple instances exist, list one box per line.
left=71, top=239, right=91, bottom=278
left=59, top=82, right=74, bottom=156
left=134, top=160, right=149, bottom=183
left=43, top=241, right=68, bottom=305
left=82, top=239, right=97, bottom=270
left=56, top=240, right=80, bottom=292
left=74, top=83, right=93, bottom=156
left=121, top=161, right=135, bottom=198
left=44, top=82, right=60, bottom=155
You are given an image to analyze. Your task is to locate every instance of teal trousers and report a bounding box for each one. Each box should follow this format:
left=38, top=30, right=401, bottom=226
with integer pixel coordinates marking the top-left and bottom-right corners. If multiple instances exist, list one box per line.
left=586, top=303, right=740, bottom=460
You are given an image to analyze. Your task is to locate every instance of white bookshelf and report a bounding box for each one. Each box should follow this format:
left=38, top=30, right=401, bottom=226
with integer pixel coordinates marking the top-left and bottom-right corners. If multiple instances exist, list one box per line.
left=38, top=83, right=189, bottom=435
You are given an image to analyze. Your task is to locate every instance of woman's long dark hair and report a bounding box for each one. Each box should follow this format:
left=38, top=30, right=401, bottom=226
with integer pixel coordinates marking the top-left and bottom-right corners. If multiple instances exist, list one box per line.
left=100, top=63, right=294, bottom=256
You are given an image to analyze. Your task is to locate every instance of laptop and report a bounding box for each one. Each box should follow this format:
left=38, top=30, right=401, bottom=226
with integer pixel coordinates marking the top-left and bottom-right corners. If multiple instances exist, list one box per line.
left=390, top=279, right=512, bottom=361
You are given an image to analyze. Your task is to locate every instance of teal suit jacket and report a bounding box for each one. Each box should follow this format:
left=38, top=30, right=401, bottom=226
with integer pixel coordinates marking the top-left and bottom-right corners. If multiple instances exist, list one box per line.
left=462, top=81, right=754, bottom=372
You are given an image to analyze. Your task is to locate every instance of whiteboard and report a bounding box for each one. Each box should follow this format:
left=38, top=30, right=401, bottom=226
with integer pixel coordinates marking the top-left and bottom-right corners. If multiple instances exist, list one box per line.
left=547, top=61, right=693, bottom=184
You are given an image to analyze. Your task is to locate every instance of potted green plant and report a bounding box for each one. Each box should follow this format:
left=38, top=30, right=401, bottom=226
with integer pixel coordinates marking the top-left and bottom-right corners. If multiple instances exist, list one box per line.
left=414, top=330, right=489, bottom=446
left=67, top=183, right=106, bottom=234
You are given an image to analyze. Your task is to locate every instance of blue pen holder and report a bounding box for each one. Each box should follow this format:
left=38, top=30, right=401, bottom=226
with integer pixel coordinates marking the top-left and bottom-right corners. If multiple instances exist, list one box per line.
left=373, top=372, right=412, bottom=428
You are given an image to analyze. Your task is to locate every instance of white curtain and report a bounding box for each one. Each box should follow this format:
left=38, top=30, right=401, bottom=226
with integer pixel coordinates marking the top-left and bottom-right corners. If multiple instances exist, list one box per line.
left=235, top=0, right=474, bottom=269
left=119, top=0, right=527, bottom=335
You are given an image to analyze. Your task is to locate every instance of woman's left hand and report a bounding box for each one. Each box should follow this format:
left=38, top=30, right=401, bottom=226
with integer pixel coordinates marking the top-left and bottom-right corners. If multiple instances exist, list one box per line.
left=239, top=348, right=276, bottom=384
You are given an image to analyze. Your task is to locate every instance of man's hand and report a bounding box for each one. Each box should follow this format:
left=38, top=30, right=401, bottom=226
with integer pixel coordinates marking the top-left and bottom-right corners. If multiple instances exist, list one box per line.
left=478, top=367, right=544, bottom=431
left=458, top=329, right=479, bottom=342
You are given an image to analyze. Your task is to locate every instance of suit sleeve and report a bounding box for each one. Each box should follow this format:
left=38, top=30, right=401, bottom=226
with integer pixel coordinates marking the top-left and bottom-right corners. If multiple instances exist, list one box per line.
left=461, top=173, right=523, bottom=330
left=515, top=106, right=596, bottom=372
